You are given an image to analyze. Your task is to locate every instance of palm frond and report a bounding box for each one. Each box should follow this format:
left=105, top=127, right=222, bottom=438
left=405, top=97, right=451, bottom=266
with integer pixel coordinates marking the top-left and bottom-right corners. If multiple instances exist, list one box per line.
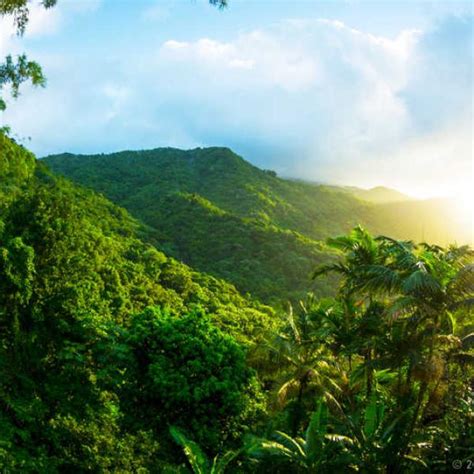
left=364, top=395, right=384, bottom=438
left=274, top=431, right=306, bottom=459
left=170, top=426, right=209, bottom=474
left=313, top=262, right=349, bottom=279
left=211, top=450, right=241, bottom=474
left=306, top=399, right=328, bottom=460
left=277, top=378, right=300, bottom=407
left=403, top=454, right=428, bottom=468
left=386, top=296, right=418, bottom=319
left=445, top=245, right=474, bottom=263
left=325, top=433, right=355, bottom=445
left=357, top=265, right=401, bottom=293
left=326, top=235, right=358, bottom=252
left=287, top=303, right=301, bottom=344
left=401, top=270, right=441, bottom=296
left=448, top=264, right=474, bottom=295
left=247, top=439, right=295, bottom=460
left=377, top=235, right=416, bottom=256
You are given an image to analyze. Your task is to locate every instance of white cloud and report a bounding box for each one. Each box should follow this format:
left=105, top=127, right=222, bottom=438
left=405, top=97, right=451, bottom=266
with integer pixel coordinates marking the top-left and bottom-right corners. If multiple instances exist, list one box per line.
left=2, top=11, right=472, bottom=200
left=102, top=83, right=131, bottom=121
left=0, top=20, right=15, bottom=57
left=229, top=58, right=254, bottom=70
left=155, top=19, right=421, bottom=166
left=161, top=32, right=319, bottom=91
left=163, top=40, right=189, bottom=50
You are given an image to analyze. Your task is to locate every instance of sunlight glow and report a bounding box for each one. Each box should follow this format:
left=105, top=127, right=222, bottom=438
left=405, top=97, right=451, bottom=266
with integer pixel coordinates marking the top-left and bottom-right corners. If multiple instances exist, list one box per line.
left=452, top=186, right=474, bottom=242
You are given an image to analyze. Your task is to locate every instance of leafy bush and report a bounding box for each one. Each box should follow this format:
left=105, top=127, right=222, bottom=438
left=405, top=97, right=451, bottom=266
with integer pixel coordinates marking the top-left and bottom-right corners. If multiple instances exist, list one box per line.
left=123, top=308, right=266, bottom=450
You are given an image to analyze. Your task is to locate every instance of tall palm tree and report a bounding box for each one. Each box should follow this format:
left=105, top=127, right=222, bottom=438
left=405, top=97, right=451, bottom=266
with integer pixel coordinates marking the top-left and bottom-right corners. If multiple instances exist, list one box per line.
left=315, top=228, right=474, bottom=462
left=259, top=298, right=342, bottom=435
left=314, top=227, right=393, bottom=397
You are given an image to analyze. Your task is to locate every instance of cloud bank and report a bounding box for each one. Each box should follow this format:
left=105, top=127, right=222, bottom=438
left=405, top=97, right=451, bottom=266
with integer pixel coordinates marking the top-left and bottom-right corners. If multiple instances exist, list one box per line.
left=1, top=6, right=472, bottom=197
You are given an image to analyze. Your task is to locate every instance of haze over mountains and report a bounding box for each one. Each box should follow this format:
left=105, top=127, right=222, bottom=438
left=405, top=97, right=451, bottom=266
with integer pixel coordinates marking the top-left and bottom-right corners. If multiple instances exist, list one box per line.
left=337, top=186, right=411, bottom=204
left=44, top=147, right=472, bottom=305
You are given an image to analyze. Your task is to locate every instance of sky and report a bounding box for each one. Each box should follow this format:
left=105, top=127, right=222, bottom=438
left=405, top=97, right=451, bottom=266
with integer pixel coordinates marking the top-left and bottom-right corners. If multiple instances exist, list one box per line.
left=0, top=0, right=472, bottom=199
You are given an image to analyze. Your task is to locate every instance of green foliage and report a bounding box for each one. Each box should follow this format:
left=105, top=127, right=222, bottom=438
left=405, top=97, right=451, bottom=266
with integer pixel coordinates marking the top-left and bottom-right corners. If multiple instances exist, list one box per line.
left=43, top=147, right=379, bottom=304
left=0, top=133, right=273, bottom=471
left=246, top=400, right=351, bottom=473
left=44, top=147, right=471, bottom=306
left=0, top=0, right=57, bottom=34
left=0, top=54, right=45, bottom=111
left=0, top=132, right=36, bottom=208
left=170, top=426, right=242, bottom=474
left=0, top=135, right=472, bottom=471
left=0, top=0, right=54, bottom=112
left=123, top=308, right=266, bottom=450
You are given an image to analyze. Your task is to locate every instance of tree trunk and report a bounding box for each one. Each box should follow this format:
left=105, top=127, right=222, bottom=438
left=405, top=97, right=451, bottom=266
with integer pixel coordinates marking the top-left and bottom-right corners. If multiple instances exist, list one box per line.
left=366, top=349, right=373, bottom=397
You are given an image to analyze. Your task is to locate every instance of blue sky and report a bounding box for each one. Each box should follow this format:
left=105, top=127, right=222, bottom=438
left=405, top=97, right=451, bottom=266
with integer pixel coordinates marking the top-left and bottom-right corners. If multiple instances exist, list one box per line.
left=0, top=0, right=472, bottom=198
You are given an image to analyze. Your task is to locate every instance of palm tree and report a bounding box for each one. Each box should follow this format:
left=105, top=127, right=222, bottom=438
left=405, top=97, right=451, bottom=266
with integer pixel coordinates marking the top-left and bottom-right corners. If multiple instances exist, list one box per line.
left=258, top=298, right=342, bottom=435
left=315, top=228, right=474, bottom=464
left=314, top=227, right=393, bottom=398
left=357, top=239, right=473, bottom=385
left=315, top=232, right=473, bottom=390
left=313, top=225, right=385, bottom=297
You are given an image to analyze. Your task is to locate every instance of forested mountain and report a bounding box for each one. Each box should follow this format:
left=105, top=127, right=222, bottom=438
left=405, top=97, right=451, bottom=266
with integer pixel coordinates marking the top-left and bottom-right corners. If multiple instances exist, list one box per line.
left=2, top=135, right=473, bottom=472
left=1, top=137, right=274, bottom=343
left=2, top=0, right=472, bottom=471
left=0, top=133, right=278, bottom=470
left=43, top=147, right=390, bottom=241
left=44, top=147, right=471, bottom=304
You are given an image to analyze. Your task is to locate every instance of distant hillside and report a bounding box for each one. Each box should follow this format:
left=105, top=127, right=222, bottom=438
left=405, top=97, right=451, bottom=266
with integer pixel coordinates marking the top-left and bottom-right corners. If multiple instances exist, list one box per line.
left=44, top=147, right=472, bottom=303
left=340, top=185, right=411, bottom=204
left=44, top=148, right=384, bottom=241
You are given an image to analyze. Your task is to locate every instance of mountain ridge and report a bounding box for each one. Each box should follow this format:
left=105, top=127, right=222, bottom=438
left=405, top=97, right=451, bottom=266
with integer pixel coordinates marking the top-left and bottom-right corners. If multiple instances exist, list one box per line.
left=44, top=146, right=472, bottom=304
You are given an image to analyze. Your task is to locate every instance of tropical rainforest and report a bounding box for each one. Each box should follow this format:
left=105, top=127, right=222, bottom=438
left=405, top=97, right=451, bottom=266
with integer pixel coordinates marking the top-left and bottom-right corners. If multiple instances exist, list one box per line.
left=0, top=133, right=472, bottom=473
left=45, top=148, right=471, bottom=306
left=1, top=0, right=473, bottom=472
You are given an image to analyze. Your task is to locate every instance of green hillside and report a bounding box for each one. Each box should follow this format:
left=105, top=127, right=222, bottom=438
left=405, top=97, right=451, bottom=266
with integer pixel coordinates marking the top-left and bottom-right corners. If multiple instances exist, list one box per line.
left=1, top=133, right=286, bottom=470
left=0, top=138, right=276, bottom=346
left=44, top=147, right=384, bottom=240
left=44, top=147, right=471, bottom=304
left=2, top=135, right=473, bottom=472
